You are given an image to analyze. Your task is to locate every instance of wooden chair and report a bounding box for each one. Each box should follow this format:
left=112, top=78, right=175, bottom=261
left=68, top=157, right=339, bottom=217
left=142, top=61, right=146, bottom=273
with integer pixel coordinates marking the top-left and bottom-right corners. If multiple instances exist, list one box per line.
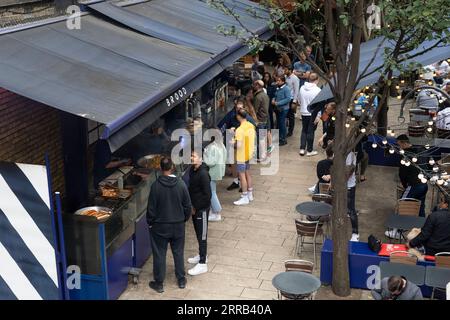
left=396, top=198, right=421, bottom=216
left=435, top=252, right=450, bottom=269
left=284, top=259, right=314, bottom=273
left=389, top=250, right=418, bottom=265
left=319, top=183, right=331, bottom=194
left=294, top=219, right=323, bottom=266
left=279, top=260, right=315, bottom=300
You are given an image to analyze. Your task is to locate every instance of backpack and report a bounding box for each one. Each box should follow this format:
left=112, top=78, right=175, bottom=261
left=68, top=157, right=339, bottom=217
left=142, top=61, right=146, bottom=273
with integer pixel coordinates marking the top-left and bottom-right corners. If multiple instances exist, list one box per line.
left=368, top=234, right=382, bottom=253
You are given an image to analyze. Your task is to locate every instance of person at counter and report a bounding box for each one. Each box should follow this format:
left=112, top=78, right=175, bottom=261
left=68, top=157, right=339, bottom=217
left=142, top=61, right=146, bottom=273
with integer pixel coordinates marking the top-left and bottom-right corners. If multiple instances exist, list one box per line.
left=146, top=157, right=192, bottom=293
left=93, top=139, right=131, bottom=188
left=187, top=150, right=212, bottom=276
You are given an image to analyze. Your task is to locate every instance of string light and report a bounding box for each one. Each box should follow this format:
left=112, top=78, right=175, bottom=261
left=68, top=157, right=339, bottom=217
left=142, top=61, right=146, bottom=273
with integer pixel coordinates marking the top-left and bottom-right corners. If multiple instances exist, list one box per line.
left=372, top=143, right=377, bottom=148
left=351, top=117, right=356, bottom=121
left=429, top=158, right=435, bottom=165
left=399, top=150, right=405, bottom=155
left=425, top=144, right=430, bottom=149
left=437, top=179, right=444, bottom=186
left=389, top=148, right=395, bottom=154
left=360, top=128, right=366, bottom=133
left=400, top=159, right=405, bottom=165
left=421, top=177, right=428, bottom=184
left=382, top=139, right=387, bottom=145
left=397, top=95, right=402, bottom=99
left=428, top=121, right=434, bottom=126
left=427, top=127, right=433, bottom=133
left=345, top=123, right=350, bottom=128
left=387, top=129, right=392, bottom=134
left=348, top=108, right=351, bottom=112
left=401, top=80, right=405, bottom=84
left=418, top=173, right=424, bottom=180
left=412, top=157, right=418, bottom=163
left=331, top=116, right=336, bottom=121
left=433, top=165, right=439, bottom=172
left=405, top=161, right=411, bottom=166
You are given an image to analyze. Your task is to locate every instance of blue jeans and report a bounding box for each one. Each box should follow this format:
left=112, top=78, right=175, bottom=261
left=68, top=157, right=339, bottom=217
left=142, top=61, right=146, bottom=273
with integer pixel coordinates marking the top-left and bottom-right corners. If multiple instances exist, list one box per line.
left=210, top=181, right=222, bottom=214
left=277, top=108, right=289, bottom=142
left=300, top=116, right=317, bottom=152
left=402, top=184, right=428, bottom=217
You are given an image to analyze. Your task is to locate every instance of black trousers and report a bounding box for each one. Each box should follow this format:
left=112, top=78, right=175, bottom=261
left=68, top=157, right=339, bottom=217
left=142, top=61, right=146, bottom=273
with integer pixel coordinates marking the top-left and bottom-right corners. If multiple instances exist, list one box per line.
left=287, top=100, right=296, bottom=135
left=192, top=208, right=209, bottom=263
left=347, top=186, right=358, bottom=234
left=149, top=222, right=186, bottom=284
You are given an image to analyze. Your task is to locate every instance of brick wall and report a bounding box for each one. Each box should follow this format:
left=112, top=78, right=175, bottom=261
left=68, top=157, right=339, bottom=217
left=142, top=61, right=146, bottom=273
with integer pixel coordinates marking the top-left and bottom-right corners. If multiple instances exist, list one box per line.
left=0, top=88, right=65, bottom=194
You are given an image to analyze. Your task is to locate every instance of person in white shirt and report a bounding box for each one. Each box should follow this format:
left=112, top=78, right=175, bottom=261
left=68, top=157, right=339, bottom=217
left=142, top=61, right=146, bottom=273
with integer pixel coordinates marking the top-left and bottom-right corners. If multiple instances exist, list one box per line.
left=251, top=54, right=265, bottom=82
left=347, top=150, right=359, bottom=242
left=298, top=73, right=321, bottom=156
left=284, top=66, right=300, bottom=137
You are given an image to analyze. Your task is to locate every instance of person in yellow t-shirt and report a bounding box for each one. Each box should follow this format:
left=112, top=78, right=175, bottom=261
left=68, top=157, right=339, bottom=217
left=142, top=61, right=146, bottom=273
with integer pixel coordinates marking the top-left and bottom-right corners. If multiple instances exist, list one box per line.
left=231, top=109, right=256, bottom=206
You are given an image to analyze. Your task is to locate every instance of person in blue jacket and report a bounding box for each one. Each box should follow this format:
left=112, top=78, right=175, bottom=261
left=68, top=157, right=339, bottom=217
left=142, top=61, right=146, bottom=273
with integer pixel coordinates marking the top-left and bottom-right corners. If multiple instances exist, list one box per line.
left=271, top=75, right=292, bottom=146
left=218, top=96, right=256, bottom=131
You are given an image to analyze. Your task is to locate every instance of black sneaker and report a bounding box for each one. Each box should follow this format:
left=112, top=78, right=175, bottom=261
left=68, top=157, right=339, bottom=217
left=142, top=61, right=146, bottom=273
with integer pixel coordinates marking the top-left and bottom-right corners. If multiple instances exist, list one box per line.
left=227, top=182, right=240, bottom=191
left=149, top=281, right=164, bottom=293
left=286, top=132, right=293, bottom=137
left=279, top=140, right=287, bottom=146
left=178, top=278, right=186, bottom=289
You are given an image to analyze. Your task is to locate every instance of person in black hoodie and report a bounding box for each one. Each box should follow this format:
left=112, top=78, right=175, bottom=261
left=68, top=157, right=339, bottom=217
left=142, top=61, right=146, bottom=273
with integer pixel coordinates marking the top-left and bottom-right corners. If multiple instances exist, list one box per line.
left=187, top=150, right=212, bottom=276
left=408, top=197, right=450, bottom=255
left=146, top=157, right=192, bottom=293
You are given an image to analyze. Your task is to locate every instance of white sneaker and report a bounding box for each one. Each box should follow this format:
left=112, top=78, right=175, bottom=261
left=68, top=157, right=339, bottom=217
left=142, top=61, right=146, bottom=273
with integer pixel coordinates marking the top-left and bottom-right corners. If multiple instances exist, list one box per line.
left=234, top=195, right=250, bottom=206
left=350, top=233, right=360, bottom=242
left=308, top=185, right=317, bottom=194
left=208, top=213, right=222, bottom=222
left=248, top=192, right=254, bottom=202
left=306, top=151, right=318, bottom=157
left=299, top=149, right=305, bottom=156
left=187, top=255, right=208, bottom=264
left=385, top=229, right=400, bottom=239
left=188, top=263, right=208, bottom=276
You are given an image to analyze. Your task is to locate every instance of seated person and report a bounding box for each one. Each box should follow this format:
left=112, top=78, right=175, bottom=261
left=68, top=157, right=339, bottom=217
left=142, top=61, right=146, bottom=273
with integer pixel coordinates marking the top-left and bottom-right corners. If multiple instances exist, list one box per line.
left=416, top=88, right=440, bottom=112
left=407, top=197, right=450, bottom=256
left=312, top=144, right=333, bottom=194
left=371, top=276, right=423, bottom=300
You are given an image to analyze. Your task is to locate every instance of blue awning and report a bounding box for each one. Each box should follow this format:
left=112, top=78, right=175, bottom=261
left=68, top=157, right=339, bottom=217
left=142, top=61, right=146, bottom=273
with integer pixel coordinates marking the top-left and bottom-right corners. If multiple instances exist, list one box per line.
left=311, top=32, right=450, bottom=104
left=0, top=0, right=271, bottom=152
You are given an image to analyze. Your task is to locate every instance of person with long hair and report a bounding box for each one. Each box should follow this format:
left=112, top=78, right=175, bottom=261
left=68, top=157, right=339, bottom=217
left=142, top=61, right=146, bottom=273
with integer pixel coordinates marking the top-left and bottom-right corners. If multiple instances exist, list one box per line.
left=273, top=53, right=291, bottom=79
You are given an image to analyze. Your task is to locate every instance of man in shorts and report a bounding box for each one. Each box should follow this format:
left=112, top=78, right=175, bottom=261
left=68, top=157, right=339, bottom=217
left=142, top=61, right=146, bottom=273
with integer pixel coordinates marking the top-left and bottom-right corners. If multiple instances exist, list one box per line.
left=232, top=109, right=256, bottom=206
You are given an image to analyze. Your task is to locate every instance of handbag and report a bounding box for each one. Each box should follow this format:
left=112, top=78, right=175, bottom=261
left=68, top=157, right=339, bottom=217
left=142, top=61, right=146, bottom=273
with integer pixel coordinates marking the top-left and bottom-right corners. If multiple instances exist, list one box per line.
left=368, top=234, right=382, bottom=253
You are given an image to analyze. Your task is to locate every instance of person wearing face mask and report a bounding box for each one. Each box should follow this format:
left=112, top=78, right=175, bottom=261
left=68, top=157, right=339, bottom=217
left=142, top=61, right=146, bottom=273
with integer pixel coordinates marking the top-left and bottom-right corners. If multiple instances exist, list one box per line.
left=371, top=276, right=423, bottom=300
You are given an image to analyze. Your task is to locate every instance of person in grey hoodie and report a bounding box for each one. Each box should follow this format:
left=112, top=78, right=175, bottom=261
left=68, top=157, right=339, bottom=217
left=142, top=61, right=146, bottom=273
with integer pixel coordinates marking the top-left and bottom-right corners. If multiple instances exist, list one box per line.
left=371, top=276, right=423, bottom=300
left=147, top=157, right=192, bottom=293
left=203, top=132, right=227, bottom=222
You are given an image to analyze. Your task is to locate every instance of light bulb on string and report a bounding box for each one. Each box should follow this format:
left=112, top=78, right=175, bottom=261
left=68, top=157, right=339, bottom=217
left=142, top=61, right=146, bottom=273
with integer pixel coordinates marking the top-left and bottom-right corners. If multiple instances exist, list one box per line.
left=437, top=179, right=444, bottom=186
left=421, top=177, right=428, bottom=184
left=382, top=139, right=387, bottom=145
left=360, top=128, right=366, bottom=133
left=412, top=157, right=417, bottom=163
left=348, top=108, right=351, bottom=112
left=389, top=148, right=395, bottom=154
left=427, top=127, right=433, bottom=133
left=429, top=158, right=435, bottom=165
left=387, top=129, right=392, bottom=134
left=397, top=95, right=401, bottom=99
left=405, top=161, right=411, bottom=167
left=433, top=165, right=439, bottom=172
left=428, top=121, right=434, bottom=126
left=351, top=117, right=356, bottom=121
left=399, top=150, right=405, bottom=155
left=425, top=144, right=430, bottom=149
left=331, top=116, right=336, bottom=121
left=401, top=80, right=405, bottom=84
left=400, top=159, right=405, bottom=165
left=345, top=123, right=350, bottom=128
left=418, top=173, right=424, bottom=180
left=396, top=85, right=400, bottom=90
left=372, top=143, right=377, bottom=148
left=390, top=131, right=395, bottom=137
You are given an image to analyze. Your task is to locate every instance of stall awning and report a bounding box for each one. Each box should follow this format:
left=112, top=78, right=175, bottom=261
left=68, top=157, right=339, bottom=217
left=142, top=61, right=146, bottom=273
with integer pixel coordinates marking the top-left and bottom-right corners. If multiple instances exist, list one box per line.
left=311, top=32, right=450, bottom=105
left=0, top=0, right=271, bottom=152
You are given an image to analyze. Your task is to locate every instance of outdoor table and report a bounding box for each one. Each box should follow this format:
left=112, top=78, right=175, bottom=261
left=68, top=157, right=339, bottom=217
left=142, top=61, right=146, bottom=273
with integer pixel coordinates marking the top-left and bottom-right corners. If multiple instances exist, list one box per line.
left=425, top=266, right=450, bottom=299
left=272, top=271, right=321, bottom=300
left=296, top=201, right=332, bottom=217
left=385, top=214, right=426, bottom=230
left=380, top=261, right=426, bottom=285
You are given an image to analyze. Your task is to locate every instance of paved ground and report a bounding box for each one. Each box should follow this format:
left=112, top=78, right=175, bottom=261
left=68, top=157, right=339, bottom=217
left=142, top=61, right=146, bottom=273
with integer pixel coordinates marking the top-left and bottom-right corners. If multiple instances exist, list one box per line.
left=119, top=110, right=410, bottom=300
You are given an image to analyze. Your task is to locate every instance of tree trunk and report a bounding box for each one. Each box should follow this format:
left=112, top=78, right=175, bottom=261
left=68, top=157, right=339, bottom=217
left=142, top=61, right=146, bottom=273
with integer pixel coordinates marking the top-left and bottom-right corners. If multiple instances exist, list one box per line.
left=331, top=101, right=351, bottom=297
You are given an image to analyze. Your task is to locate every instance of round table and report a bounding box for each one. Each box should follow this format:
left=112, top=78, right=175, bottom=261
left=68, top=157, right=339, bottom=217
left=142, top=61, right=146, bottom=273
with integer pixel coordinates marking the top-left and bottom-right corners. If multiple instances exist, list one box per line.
left=296, top=201, right=332, bottom=217
left=272, top=271, right=321, bottom=299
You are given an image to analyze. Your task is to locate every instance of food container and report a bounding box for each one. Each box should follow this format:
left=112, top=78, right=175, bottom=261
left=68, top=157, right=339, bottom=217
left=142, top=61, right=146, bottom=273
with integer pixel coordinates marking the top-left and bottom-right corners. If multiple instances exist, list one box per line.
left=74, top=206, right=112, bottom=222
left=137, top=154, right=162, bottom=170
